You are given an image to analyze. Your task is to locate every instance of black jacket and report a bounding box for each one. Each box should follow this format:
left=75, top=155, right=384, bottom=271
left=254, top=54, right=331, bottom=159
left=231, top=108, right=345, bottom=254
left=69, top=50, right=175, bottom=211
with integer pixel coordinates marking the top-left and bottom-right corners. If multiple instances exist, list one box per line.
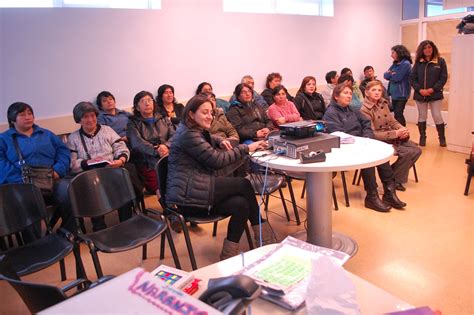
left=294, top=91, right=326, bottom=120
left=323, top=101, right=374, bottom=138
left=410, top=57, right=448, bottom=102
left=127, top=113, right=175, bottom=169
left=156, top=103, right=185, bottom=130
left=226, top=100, right=275, bottom=142
left=166, top=123, right=249, bottom=209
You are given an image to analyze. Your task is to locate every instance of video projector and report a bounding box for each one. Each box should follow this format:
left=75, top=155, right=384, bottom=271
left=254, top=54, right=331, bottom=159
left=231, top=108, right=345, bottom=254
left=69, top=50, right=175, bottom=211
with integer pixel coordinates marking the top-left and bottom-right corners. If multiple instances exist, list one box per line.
left=268, top=120, right=340, bottom=159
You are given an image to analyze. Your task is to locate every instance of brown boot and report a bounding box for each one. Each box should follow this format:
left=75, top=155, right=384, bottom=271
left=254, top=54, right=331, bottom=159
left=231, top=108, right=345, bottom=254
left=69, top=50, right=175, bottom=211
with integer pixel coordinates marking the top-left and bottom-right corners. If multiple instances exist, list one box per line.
left=252, top=222, right=277, bottom=247
left=219, top=239, right=240, bottom=260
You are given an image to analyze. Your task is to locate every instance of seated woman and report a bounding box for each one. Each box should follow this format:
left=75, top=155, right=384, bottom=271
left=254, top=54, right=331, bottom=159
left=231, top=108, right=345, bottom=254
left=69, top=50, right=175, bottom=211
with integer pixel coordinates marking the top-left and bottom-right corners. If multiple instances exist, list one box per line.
left=96, top=91, right=131, bottom=141
left=294, top=76, right=326, bottom=120
left=207, top=92, right=239, bottom=145
left=166, top=94, right=275, bottom=260
left=267, top=85, right=302, bottom=126
left=226, top=83, right=275, bottom=143
left=323, top=83, right=406, bottom=212
left=127, top=91, right=175, bottom=193
left=337, top=74, right=363, bottom=111
left=68, top=102, right=142, bottom=231
left=156, top=84, right=185, bottom=130
left=196, top=82, right=230, bottom=112
left=0, top=102, right=72, bottom=236
left=360, top=81, right=422, bottom=191
left=261, top=72, right=294, bottom=105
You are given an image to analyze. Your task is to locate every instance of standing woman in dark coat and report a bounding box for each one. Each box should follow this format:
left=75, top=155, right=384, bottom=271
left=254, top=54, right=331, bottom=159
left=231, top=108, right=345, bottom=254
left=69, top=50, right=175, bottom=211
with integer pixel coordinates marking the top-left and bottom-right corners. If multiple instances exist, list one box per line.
left=156, top=84, right=185, bottom=130
left=166, top=94, right=275, bottom=260
left=410, top=40, right=448, bottom=147
left=384, top=45, right=412, bottom=127
left=294, top=76, right=326, bottom=120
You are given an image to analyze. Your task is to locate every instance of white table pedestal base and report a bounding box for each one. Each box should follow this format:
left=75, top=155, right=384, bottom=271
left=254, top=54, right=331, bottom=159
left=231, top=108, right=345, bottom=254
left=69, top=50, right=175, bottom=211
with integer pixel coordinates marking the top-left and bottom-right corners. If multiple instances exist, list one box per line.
left=298, top=171, right=358, bottom=257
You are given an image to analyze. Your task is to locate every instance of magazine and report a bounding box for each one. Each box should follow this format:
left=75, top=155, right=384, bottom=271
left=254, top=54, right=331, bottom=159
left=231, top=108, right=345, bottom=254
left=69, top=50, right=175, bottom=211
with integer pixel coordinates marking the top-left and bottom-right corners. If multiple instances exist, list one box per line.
left=237, top=236, right=350, bottom=310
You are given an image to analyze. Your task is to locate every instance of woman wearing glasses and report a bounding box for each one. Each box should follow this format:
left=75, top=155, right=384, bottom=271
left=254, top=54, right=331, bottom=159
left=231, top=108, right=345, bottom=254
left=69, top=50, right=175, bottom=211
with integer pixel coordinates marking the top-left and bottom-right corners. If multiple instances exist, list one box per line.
left=127, top=91, right=175, bottom=193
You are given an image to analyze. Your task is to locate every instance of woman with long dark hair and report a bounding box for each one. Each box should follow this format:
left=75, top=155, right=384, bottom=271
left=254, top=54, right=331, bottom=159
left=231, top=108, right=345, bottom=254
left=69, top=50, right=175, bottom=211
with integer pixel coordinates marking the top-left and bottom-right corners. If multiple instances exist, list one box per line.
left=410, top=40, right=448, bottom=146
left=294, top=76, right=326, bottom=120
left=166, top=94, right=275, bottom=260
left=156, top=84, right=184, bottom=129
left=384, top=45, right=412, bottom=126
left=226, top=83, right=275, bottom=143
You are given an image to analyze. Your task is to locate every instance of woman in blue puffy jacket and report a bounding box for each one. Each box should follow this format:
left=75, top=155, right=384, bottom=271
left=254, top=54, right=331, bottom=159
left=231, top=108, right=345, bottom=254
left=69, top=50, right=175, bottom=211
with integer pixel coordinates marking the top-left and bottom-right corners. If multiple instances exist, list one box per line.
left=384, top=45, right=412, bottom=126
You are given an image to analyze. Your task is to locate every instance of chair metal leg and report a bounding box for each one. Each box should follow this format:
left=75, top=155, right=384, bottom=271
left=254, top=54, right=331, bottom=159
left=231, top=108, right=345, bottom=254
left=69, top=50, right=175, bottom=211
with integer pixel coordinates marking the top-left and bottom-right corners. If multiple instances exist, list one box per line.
left=465, top=171, right=472, bottom=196
left=244, top=224, right=254, bottom=250
left=59, top=258, right=67, bottom=281
left=286, top=177, right=301, bottom=225
left=352, top=169, right=359, bottom=185
left=7, top=235, right=14, bottom=248
left=142, top=244, right=147, bottom=260
left=212, top=222, right=218, bottom=237
left=73, top=242, right=86, bottom=280
left=332, top=183, right=339, bottom=211
left=159, top=233, right=166, bottom=260
left=263, top=194, right=270, bottom=212
left=301, top=179, right=306, bottom=199
left=90, top=248, right=104, bottom=278
left=341, top=171, right=350, bottom=207
left=179, top=216, right=198, bottom=270
left=356, top=170, right=362, bottom=186
left=165, top=227, right=181, bottom=269
left=413, top=164, right=419, bottom=183
left=278, top=188, right=291, bottom=222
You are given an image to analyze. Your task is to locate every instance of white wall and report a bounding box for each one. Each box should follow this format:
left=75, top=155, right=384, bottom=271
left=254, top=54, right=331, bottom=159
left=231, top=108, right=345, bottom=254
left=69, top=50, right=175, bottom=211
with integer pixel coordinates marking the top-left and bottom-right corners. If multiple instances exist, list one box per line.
left=0, top=0, right=401, bottom=125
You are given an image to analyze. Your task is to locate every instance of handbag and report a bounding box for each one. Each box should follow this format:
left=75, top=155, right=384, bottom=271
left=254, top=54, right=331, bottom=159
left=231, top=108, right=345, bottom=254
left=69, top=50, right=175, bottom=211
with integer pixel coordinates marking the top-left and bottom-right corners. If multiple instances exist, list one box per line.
left=12, top=134, right=55, bottom=196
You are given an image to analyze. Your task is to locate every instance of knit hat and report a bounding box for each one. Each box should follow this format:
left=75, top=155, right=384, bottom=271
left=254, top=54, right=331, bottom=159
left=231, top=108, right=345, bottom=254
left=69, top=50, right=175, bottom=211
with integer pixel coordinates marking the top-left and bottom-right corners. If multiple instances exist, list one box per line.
left=73, top=101, right=99, bottom=123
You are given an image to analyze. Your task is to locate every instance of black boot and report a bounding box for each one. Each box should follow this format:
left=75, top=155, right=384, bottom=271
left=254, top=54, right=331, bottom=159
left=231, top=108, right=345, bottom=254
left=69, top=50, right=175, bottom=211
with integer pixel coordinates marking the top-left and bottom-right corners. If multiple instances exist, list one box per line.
left=436, top=123, right=446, bottom=147
left=417, top=122, right=426, bottom=146
left=365, top=190, right=391, bottom=212
left=382, top=183, right=406, bottom=209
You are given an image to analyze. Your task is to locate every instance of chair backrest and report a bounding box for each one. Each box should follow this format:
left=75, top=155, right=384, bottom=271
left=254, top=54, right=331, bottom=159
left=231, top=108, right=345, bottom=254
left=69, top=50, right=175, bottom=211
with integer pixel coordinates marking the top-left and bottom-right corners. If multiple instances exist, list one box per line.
left=155, top=156, right=169, bottom=207
left=0, top=183, right=47, bottom=237
left=0, top=255, right=66, bottom=313
left=68, top=168, right=136, bottom=218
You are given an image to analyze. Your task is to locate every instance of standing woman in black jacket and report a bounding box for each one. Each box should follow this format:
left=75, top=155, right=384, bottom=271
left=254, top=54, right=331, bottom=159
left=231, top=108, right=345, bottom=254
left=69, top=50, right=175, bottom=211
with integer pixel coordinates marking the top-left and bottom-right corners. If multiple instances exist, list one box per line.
left=410, top=40, right=448, bottom=146
left=166, top=94, right=275, bottom=260
left=294, top=76, right=326, bottom=120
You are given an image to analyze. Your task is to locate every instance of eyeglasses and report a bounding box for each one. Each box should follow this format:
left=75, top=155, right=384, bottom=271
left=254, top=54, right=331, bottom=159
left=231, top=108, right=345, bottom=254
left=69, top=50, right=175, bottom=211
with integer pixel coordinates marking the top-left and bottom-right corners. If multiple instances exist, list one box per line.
left=139, top=98, right=154, bottom=104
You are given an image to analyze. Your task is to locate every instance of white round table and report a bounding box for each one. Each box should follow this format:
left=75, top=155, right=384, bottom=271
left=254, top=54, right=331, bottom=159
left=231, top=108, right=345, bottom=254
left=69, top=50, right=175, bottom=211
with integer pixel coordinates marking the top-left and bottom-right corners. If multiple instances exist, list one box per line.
left=252, top=133, right=394, bottom=255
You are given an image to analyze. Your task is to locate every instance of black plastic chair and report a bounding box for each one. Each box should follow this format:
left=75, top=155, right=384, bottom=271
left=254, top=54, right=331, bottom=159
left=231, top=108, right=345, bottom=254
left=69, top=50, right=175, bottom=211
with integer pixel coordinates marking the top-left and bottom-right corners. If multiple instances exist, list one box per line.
left=0, top=183, right=85, bottom=281
left=246, top=166, right=302, bottom=224
left=0, top=255, right=115, bottom=313
left=68, top=168, right=181, bottom=278
left=0, top=255, right=90, bottom=313
left=156, top=156, right=254, bottom=271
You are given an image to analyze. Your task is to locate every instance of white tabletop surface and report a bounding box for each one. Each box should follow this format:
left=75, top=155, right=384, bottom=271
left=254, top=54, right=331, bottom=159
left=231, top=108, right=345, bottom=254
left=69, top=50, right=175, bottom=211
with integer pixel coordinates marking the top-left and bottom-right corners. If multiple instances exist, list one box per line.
left=252, top=133, right=394, bottom=173
left=193, top=244, right=413, bottom=314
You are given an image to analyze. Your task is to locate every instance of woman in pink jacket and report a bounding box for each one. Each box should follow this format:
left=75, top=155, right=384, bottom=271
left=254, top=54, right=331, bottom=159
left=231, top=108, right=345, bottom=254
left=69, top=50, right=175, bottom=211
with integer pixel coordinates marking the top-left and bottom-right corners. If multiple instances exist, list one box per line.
left=267, top=85, right=302, bottom=126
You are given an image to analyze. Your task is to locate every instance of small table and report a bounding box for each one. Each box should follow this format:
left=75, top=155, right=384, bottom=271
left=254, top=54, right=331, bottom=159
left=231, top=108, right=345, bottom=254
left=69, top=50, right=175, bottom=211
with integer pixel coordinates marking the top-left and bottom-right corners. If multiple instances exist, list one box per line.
left=252, top=134, right=394, bottom=255
left=193, top=244, right=413, bottom=314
